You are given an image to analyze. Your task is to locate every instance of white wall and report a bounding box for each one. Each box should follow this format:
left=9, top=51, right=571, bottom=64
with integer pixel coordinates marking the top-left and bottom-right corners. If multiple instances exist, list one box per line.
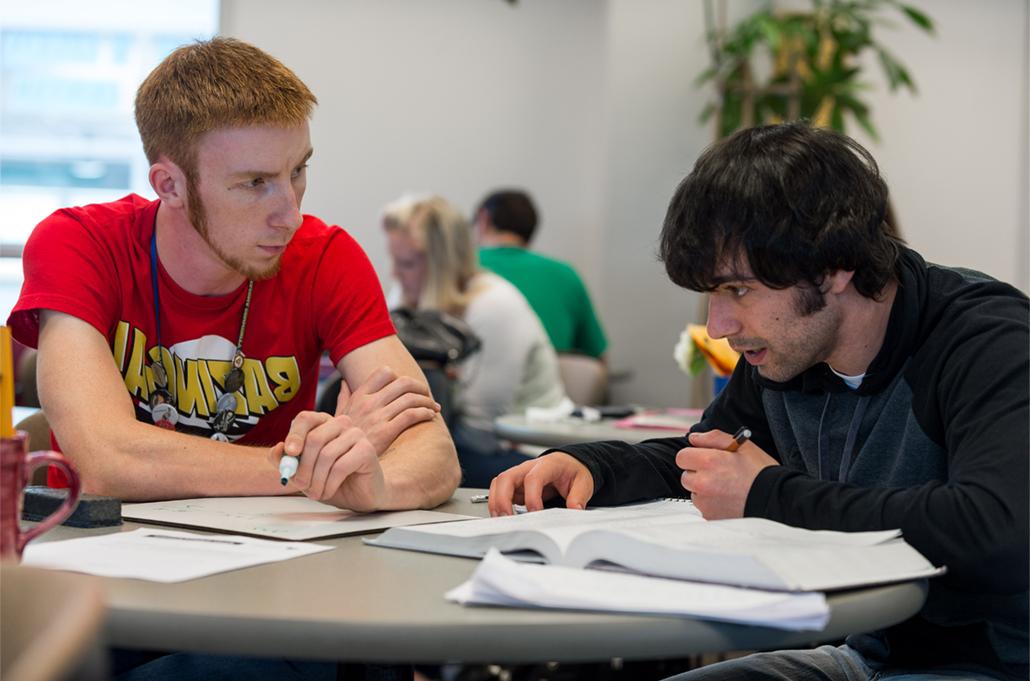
left=220, top=0, right=1028, bottom=408
left=850, top=0, right=1029, bottom=290
left=221, top=0, right=608, bottom=290
left=595, top=0, right=712, bottom=407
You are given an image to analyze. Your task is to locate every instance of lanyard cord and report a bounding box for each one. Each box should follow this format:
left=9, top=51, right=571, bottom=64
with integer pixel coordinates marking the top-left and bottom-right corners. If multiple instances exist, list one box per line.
left=150, top=232, right=163, bottom=351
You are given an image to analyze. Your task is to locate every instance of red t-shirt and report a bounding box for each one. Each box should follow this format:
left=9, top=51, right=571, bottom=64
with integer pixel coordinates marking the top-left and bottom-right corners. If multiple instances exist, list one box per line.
left=8, top=195, right=395, bottom=483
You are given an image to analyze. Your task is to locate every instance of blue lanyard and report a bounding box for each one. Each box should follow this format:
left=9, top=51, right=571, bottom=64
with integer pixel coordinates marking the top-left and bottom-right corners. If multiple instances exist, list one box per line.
left=150, top=230, right=163, bottom=351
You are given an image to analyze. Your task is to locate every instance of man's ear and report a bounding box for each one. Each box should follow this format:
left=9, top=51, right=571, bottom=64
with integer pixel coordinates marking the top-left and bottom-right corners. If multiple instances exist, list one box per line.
left=823, top=270, right=855, bottom=295
left=149, top=158, right=188, bottom=209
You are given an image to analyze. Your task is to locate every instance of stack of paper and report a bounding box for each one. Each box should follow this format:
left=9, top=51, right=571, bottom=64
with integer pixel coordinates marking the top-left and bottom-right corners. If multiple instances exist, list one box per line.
left=446, top=549, right=830, bottom=631
left=23, top=528, right=332, bottom=583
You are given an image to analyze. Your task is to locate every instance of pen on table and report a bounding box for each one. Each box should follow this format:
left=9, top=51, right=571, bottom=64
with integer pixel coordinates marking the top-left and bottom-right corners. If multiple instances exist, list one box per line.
left=279, top=455, right=299, bottom=486
left=725, top=426, right=752, bottom=452
left=470, top=494, right=489, bottom=503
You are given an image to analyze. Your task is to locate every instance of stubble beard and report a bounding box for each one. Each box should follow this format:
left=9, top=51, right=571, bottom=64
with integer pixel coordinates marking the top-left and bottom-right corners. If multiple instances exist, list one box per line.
left=755, top=288, right=838, bottom=383
left=187, top=181, right=281, bottom=282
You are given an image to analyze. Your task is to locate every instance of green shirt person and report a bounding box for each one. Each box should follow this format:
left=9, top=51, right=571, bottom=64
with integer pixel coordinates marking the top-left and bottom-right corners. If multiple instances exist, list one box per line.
left=474, top=190, right=608, bottom=358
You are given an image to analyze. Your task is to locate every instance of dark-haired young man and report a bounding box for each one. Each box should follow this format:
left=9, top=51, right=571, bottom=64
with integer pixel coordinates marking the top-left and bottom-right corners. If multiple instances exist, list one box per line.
left=489, top=123, right=1028, bottom=680
left=475, top=189, right=607, bottom=358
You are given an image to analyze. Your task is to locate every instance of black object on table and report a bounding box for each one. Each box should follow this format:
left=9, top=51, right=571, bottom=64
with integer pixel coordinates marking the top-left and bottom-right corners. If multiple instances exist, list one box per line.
left=21, top=486, right=122, bottom=528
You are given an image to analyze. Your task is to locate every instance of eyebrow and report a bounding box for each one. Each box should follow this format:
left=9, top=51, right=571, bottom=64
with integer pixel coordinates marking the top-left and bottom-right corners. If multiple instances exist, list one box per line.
left=229, top=148, right=314, bottom=180
left=708, top=272, right=758, bottom=287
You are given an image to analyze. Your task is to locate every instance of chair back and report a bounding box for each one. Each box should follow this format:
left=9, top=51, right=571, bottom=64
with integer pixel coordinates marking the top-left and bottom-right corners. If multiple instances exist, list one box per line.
left=557, top=353, right=608, bottom=406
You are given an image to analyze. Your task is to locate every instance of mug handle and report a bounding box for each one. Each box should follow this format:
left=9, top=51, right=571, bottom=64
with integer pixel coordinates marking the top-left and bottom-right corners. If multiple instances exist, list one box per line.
left=19, top=451, right=82, bottom=553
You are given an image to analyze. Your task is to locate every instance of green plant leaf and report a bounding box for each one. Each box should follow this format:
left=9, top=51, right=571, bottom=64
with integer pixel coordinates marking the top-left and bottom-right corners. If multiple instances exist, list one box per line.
left=690, top=348, right=708, bottom=376
left=756, top=15, right=784, bottom=51
left=830, top=104, right=846, bottom=132
left=893, top=63, right=916, bottom=91
left=876, top=48, right=903, bottom=90
left=694, top=66, right=718, bottom=87
left=698, top=101, right=717, bottom=124
left=899, top=4, right=934, bottom=32
left=852, top=107, right=879, bottom=139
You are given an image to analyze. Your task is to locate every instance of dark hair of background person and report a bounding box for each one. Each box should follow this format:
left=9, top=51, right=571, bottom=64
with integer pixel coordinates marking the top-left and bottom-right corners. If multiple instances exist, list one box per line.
left=477, top=190, right=539, bottom=244
left=659, top=122, right=904, bottom=302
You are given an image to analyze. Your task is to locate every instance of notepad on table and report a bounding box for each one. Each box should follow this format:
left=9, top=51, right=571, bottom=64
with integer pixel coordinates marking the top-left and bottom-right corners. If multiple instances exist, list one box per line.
left=614, top=408, right=702, bottom=431
left=369, top=499, right=944, bottom=592
left=23, top=528, right=333, bottom=582
left=123, top=495, right=475, bottom=541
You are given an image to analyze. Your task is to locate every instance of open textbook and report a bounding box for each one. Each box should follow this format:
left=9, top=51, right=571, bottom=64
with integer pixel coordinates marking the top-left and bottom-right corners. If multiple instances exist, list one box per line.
left=369, top=499, right=944, bottom=592
left=123, top=496, right=475, bottom=541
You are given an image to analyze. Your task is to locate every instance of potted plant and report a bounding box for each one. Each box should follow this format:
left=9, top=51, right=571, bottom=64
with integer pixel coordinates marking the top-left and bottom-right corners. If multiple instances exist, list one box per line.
left=697, top=0, right=934, bottom=139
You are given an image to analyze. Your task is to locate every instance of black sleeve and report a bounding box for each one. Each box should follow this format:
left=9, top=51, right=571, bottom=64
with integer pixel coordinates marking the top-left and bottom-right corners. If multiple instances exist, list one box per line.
left=746, top=299, right=1029, bottom=593
left=556, top=358, right=778, bottom=506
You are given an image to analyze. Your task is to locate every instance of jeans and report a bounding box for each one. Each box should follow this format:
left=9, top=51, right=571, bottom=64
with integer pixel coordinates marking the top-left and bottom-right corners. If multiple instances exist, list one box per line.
left=664, top=644, right=1005, bottom=681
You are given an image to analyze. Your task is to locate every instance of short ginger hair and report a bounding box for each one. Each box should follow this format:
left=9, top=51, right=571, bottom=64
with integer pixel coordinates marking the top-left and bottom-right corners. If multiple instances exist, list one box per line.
left=134, top=37, right=317, bottom=178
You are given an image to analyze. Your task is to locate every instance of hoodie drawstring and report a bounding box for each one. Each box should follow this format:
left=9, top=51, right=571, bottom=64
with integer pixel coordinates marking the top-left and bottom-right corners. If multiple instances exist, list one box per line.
left=816, top=393, right=871, bottom=482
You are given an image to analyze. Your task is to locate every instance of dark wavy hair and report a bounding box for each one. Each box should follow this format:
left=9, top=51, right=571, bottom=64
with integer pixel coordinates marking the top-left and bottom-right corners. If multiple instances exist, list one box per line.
left=476, top=190, right=539, bottom=244
left=659, top=122, right=903, bottom=299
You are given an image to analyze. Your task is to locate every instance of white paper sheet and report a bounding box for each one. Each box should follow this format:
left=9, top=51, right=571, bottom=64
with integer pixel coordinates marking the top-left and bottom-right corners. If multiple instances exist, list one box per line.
left=122, top=496, right=475, bottom=540
left=22, top=528, right=333, bottom=582
left=446, top=549, right=829, bottom=631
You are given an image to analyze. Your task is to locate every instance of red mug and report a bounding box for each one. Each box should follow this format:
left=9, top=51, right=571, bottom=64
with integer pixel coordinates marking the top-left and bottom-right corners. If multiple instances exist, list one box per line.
left=1, top=431, right=81, bottom=561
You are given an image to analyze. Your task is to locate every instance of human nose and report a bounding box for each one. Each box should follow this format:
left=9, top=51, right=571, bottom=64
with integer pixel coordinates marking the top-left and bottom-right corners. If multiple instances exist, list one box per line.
left=271, top=182, right=303, bottom=231
left=706, top=295, right=741, bottom=339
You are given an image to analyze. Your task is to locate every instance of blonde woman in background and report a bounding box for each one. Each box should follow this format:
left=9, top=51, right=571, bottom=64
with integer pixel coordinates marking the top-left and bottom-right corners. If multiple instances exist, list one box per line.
left=382, top=194, right=567, bottom=487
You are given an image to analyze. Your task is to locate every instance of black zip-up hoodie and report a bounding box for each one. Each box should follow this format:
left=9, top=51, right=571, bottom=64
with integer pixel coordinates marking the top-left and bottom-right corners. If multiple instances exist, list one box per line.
left=558, top=248, right=1029, bottom=679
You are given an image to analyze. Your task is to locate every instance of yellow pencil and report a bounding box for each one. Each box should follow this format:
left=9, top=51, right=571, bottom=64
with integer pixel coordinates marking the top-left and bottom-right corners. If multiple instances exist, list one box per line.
left=1, top=326, right=14, bottom=438
left=725, top=425, right=752, bottom=453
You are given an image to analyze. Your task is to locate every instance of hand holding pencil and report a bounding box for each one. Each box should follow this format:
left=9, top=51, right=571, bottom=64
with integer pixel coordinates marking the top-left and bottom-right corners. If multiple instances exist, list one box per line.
left=676, top=425, right=775, bottom=520
left=724, top=426, right=752, bottom=452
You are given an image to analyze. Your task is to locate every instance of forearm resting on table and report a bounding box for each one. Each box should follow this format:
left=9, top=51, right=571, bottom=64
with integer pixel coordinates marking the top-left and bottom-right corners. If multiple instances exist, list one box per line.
left=377, top=414, right=460, bottom=509
left=36, top=310, right=288, bottom=500
left=53, top=417, right=289, bottom=500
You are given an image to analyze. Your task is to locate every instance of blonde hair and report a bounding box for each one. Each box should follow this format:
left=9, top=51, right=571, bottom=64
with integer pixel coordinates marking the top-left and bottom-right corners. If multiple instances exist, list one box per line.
left=383, top=195, right=478, bottom=315
left=134, top=37, right=317, bottom=179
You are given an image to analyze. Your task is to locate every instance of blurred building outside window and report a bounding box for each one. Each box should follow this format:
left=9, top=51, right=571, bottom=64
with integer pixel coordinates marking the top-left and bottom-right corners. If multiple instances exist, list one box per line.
left=0, top=0, right=219, bottom=320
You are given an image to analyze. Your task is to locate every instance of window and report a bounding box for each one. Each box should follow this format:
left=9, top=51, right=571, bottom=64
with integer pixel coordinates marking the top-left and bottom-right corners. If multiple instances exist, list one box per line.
left=0, top=0, right=219, bottom=319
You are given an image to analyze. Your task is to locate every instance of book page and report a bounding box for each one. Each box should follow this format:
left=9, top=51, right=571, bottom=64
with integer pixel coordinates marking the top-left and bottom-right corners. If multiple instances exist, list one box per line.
left=390, top=500, right=701, bottom=554
left=601, top=516, right=900, bottom=553
left=567, top=517, right=930, bottom=591
left=755, top=541, right=945, bottom=591
left=122, top=496, right=475, bottom=540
